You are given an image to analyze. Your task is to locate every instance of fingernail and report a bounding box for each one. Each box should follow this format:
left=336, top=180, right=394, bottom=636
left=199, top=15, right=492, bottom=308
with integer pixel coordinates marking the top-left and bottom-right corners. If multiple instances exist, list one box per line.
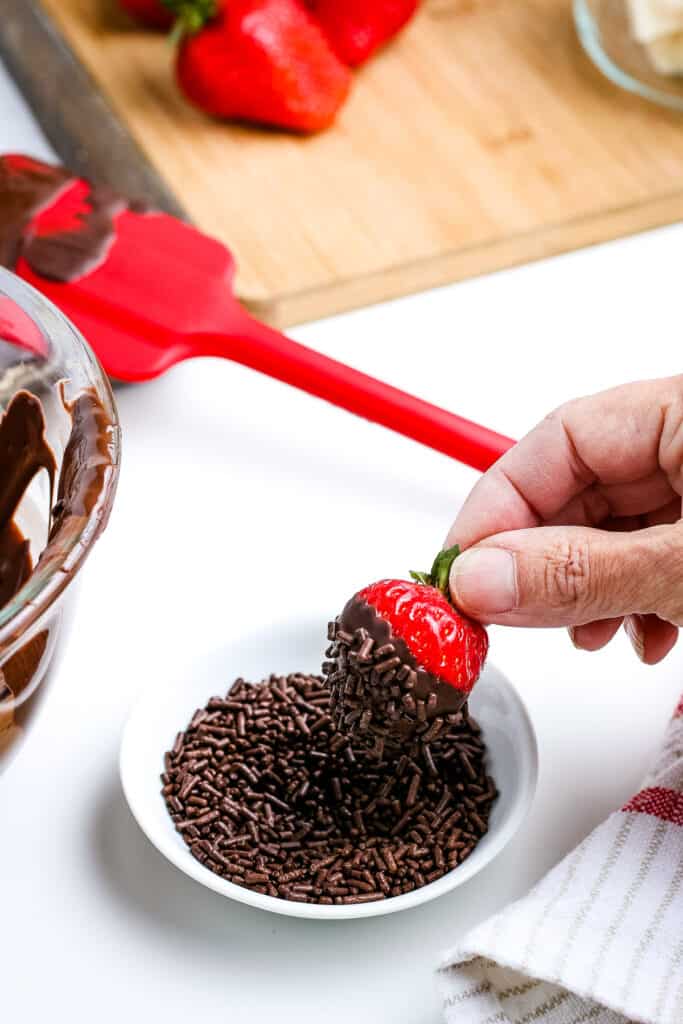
left=568, top=626, right=579, bottom=649
left=450, top=548, right=517, bottom=615
left=624, top=615, right=645, bottom=662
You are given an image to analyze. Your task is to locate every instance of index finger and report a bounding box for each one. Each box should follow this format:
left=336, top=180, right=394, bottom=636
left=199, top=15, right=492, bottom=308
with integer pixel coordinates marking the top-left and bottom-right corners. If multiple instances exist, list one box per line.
left=446, top=378, right=675, bottom=550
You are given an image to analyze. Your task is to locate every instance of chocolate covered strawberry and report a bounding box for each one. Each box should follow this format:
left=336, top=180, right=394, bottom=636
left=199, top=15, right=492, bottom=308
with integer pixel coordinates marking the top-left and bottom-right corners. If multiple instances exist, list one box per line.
left=119, top=0, right=174, bottom=29
left=305, top=0, right=420, bottom=66
left=167, top=0, right=351, bottom=133
left=323, top=545, right=488, bottom=756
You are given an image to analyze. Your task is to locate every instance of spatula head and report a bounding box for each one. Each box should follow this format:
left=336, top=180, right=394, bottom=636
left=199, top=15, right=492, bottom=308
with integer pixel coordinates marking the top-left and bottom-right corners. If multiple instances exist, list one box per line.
left=0, top=155, right=245, bottom=381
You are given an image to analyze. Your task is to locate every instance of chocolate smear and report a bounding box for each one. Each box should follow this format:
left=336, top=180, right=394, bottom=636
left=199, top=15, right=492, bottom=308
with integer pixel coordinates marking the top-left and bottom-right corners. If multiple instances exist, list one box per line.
left=0, top=523, right=31, bottom=613
left=0, top=390, right=56, bottom=530
left=0, top=157, right=71, bottom=272
left=0, top=390, right=56, bottom=765
left=0, top=391, right=56, bottom=608
left=0, top=384, right=116, bottom=768
left=0, top=155, right=132, bottom=283
left=49, top=385, right=117, bottom=537
left=22, top=184, right=125, bottom=283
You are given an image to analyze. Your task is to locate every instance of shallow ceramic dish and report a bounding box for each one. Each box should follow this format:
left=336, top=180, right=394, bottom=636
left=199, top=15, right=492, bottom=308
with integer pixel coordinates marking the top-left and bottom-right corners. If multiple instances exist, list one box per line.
left=120, top=618, right=538, bottom=920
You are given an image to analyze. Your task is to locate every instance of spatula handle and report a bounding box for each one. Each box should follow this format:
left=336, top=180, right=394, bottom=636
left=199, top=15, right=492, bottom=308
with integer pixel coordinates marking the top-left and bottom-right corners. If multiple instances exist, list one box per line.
left=197, top=314, right=514, bottom=472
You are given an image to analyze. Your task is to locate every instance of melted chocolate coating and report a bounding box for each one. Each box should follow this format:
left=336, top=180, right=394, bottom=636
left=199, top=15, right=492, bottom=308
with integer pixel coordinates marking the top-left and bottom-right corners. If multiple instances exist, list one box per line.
left=0, top=156, right=131, bottom=283
left=340, top=597, right=466, bottom=717
left=323, top=596, right=468, bottom=756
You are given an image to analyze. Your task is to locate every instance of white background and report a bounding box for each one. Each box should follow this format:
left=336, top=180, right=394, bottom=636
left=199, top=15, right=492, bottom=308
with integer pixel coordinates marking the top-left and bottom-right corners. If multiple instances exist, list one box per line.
left=2, top=57, right=683, bottom=1023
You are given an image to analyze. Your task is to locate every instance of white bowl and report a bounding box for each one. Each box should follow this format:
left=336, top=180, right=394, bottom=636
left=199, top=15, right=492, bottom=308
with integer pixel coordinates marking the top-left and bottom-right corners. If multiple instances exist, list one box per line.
left=120, top=618, right=538, bottom=920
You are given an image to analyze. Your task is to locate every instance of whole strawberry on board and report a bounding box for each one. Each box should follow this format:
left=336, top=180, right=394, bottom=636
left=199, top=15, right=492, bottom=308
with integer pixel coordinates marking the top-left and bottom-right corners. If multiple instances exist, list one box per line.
left=164, top=0, right=351, bottom=133
left=323, top=545, right=488, bottom=755
left=305, top=0, right=420, bottom=66
left=118, top=0, right=174, bottom=29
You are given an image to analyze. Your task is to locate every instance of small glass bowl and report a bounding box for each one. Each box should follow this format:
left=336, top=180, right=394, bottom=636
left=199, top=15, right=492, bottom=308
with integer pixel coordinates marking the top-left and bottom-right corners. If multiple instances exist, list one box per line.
left=575, top=0, right=683, bottom=110
left=0, top=268, right=121, bottom=771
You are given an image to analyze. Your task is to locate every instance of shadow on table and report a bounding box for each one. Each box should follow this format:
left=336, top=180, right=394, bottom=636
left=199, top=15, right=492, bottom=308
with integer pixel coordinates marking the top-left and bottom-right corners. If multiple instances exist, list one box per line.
left=90, top=773, right=530, bottom=998
left=92, top=776, right=432, bottom=942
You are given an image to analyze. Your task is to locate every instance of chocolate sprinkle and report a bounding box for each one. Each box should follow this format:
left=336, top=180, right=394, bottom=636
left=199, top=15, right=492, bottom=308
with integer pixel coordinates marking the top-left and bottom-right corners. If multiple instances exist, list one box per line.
left=323, top=599, right=469, bottom=754
left=162, top=672, right=496, bottom=905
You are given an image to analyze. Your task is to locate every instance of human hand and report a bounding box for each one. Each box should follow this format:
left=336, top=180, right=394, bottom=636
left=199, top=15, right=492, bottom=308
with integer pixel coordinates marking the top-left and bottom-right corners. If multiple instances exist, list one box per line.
left=447, top=377, right=683, bottom=664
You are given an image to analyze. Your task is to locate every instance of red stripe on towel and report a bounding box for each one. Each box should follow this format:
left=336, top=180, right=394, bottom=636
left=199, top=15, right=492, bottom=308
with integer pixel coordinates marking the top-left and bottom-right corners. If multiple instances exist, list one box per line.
left=623, top=787, right=683, bottom=825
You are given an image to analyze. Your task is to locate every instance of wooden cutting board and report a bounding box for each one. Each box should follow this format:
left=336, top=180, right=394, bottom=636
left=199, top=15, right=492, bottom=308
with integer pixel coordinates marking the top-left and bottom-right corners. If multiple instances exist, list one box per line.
left=3, top=0, right=683, bottom=326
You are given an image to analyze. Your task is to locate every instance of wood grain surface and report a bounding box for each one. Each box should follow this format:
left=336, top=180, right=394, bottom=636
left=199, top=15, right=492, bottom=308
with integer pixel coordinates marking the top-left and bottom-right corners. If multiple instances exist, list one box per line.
left=4, top=0, right=683, bottom=326
left=1, top=0, right=186, bottom=218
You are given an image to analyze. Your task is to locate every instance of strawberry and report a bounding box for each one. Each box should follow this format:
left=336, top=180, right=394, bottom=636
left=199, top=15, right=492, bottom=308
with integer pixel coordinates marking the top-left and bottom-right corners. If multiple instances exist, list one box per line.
left=305, top=0, right=420, bottom=66
left=118, top=0, right=174, bottom=29
left=168, top=0, right=351, bottom=133
left=323, top=545, right=488, bottom=754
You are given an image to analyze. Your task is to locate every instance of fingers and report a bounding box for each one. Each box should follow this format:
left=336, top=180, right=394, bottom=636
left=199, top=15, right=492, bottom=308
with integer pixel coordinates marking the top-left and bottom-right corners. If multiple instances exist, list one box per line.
left=646, top=497, right=683, bottom=528
left=449, top=522, right=683, bottom=628
left=570, top=618, right=623, bottom=652
left=624, top=615, right=679, bottom=664
left=569, top=614, right=678, bottom=662
left=445, top=377, right=683, bottom=668
left=447, top=377, right=683, bottom=550
left=545, top=472, right=676, bottom=529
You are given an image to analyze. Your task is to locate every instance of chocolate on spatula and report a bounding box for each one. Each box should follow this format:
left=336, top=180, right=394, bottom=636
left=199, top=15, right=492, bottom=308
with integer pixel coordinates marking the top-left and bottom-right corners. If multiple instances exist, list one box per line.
left=0, top=153, right=513, bottom=472
left=322, top=546, right=488, bottom=758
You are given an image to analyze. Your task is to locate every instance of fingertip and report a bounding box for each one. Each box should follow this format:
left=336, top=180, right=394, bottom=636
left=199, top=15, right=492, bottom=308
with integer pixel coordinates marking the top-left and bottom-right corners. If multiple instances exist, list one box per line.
left=569, top=618, right=623, bottom=652
left=625, top=614, right=679, bottom=665
left=624, top=615, right=646, bottom=661
left=449, top=546, right=517, bottom=618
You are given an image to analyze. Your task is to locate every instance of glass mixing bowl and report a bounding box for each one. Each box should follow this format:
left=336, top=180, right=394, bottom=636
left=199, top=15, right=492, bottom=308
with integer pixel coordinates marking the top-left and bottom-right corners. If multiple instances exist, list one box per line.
left=0, top=268, right=120, bottom=771
left=575, top=0, right=683, bottom=110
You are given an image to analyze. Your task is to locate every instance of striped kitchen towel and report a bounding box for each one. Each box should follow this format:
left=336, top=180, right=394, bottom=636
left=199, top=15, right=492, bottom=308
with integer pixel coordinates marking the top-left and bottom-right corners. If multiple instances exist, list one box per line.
left=438, top=696, right=683, bottom=1024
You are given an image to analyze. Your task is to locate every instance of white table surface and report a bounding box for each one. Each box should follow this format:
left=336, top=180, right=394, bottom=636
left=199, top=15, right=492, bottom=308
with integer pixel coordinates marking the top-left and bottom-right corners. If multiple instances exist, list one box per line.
left=2, top=57, right=683, bottom=1024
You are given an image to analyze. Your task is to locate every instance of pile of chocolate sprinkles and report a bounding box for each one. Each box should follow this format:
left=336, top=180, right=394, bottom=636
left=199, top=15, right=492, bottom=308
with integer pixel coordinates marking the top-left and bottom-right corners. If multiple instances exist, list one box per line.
left=162, top=668, right=497, bottom=906
left=323, top=618, right=466, bottom=760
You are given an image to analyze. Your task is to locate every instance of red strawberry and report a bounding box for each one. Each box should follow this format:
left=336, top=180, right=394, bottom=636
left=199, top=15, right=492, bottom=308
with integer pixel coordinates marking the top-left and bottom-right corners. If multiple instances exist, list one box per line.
left=323, top=546, right=488, bottom=753
left=357, top=579, right=487, bottom=695
left=118, top=0, right=174, bottom=29
left=305, top=0, right=420, bottom=66
left=170, top=0, right=351, bottom=133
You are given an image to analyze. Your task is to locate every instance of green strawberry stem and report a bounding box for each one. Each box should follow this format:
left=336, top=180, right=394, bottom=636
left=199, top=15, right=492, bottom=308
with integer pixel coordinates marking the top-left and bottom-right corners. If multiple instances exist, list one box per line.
left=162, top=0, right=217, bottom=37
left=410, top=544, right=460, bottom=597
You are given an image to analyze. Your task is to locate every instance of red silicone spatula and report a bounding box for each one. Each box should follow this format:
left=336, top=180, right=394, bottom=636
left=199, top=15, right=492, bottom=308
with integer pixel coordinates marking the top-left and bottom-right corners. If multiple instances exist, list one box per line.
left=0, top=296, right=48, bottom=358
left=2, top=154, right=514, bottom=472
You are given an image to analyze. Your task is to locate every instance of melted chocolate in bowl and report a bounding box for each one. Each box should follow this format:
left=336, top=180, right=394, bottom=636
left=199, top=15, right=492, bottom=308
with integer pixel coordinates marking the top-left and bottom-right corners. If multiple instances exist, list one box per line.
left=0, top=384, right=117, bottom=768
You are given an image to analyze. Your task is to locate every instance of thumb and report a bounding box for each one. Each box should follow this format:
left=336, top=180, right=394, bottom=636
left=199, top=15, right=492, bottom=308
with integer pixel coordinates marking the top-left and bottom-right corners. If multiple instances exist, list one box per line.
left=449, top=523, right=683, bottom=628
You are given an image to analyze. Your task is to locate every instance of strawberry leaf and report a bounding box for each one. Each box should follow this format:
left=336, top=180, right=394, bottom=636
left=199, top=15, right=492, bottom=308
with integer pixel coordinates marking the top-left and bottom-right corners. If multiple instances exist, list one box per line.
left=430, top=544, right=460, bottom=595
left=410, top=544, right=460, bottom=595
left=162, top=0, right=217, bottom=35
